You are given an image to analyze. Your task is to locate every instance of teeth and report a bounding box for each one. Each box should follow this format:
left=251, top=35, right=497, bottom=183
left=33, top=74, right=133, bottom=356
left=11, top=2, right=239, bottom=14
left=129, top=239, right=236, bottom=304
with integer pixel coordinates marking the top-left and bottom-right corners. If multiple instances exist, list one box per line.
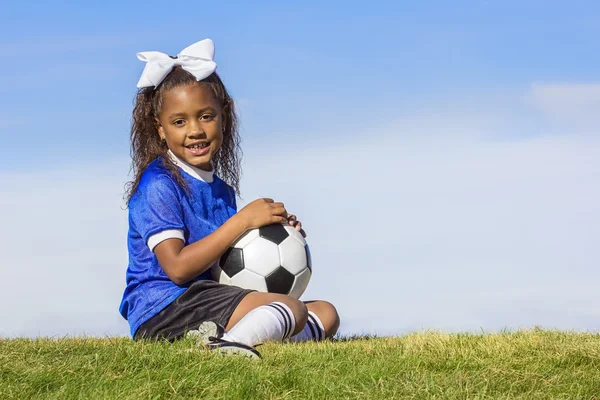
left=188, top=143, right=208, bottom=149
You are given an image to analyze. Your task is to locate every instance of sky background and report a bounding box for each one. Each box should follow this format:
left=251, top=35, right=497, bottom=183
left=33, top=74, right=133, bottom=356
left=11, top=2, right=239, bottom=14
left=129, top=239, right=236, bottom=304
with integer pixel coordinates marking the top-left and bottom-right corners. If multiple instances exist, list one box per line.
left=0, top=1, right=599, bottom=338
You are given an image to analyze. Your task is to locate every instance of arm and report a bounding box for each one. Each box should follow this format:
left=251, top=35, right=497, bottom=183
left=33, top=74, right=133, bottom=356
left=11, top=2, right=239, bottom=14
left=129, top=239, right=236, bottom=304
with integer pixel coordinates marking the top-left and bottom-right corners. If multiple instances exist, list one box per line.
left=154, top=214, right=246, bottom=285
left=154, top=198, right=288, bottom=285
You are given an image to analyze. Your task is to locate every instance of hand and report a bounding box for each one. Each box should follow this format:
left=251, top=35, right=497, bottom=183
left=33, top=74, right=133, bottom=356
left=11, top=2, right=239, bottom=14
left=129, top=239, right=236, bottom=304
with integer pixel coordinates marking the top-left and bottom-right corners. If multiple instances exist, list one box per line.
left=237, top=198, right=288, bottom=230
left=287, top=214, right=307, bottom=238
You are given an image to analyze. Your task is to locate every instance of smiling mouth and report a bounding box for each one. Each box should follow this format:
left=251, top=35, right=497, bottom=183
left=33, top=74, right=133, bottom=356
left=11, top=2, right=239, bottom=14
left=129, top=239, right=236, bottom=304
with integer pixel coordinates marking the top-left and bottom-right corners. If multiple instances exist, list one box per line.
left=186, top=143, right=209, bottom=150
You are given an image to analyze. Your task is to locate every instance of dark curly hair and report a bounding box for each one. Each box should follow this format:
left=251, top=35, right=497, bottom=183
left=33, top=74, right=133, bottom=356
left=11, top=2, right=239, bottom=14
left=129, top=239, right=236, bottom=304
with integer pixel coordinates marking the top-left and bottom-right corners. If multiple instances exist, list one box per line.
left=125, top=67, right=242, bottom=204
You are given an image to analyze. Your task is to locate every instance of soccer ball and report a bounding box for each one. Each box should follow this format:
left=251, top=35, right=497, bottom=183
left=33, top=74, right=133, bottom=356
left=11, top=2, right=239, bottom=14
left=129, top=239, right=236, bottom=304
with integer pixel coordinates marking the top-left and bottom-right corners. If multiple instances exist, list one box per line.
left=211, top=223, right=312, bottom=299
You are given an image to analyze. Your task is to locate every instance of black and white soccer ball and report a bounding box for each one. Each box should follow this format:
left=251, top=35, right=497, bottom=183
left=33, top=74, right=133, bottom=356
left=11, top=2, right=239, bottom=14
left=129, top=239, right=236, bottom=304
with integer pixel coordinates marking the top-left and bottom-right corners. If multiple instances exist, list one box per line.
left=212, top=223, right=312, bottom=299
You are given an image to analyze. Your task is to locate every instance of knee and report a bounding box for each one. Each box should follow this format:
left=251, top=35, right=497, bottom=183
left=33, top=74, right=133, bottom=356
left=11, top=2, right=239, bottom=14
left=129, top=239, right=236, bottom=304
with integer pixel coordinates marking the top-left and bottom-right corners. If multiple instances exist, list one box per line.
left=309, top=300, right=340, bottom=338
left=291, top=299, right=309, bottom=335
left=279, top=297, right=308, bottom=335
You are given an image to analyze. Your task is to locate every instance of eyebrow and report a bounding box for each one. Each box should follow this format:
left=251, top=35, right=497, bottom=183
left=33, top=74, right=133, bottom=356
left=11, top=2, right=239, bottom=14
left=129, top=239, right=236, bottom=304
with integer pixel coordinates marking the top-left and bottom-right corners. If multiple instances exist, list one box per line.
left=167, top=113, right=185, bottom=120
left=167, top=107, right=217, bottom=120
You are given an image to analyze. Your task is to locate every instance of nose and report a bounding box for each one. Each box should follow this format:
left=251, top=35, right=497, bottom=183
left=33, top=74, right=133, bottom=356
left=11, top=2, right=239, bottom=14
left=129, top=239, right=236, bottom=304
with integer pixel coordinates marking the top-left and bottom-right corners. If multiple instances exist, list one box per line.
left=188, top=119, right=206, bottom=138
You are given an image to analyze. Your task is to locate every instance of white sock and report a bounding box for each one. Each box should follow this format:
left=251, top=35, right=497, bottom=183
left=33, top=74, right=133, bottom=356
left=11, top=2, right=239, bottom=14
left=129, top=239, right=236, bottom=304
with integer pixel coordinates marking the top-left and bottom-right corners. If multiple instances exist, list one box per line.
left=224, top=302, right=296, bottom=347
left=289, top=311, right=326, bottom=342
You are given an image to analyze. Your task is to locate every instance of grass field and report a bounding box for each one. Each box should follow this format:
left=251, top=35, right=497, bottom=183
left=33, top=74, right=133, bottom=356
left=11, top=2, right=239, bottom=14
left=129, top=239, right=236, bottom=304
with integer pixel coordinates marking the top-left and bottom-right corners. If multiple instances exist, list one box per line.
left=1, top=329, right=599, bottom=399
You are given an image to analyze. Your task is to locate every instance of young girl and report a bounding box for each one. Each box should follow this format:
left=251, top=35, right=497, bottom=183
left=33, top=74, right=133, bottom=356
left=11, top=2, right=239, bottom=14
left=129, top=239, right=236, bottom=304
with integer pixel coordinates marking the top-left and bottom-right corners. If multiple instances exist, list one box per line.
left=119, top=39, right=339, bottom=358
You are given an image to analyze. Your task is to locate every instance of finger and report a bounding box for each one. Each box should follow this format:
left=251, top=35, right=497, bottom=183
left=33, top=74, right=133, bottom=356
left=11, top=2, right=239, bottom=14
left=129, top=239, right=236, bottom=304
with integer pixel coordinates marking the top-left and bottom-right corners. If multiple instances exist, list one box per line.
left=287, top=214, right=297, bottom=222
left=272, top=206, right=287, bottom=216
left=262, top=198, right=274, bottom=203
left=300, top=228, right=307, bottom=238
left=271, top=202, right=285, bottom=209
left=295, top=221, right=303, bottom=231
left=273, top=216, right=288, bottom=224
left=272, top=207, right=288, bottom=217
left=273, top=212, right=288, bottom=221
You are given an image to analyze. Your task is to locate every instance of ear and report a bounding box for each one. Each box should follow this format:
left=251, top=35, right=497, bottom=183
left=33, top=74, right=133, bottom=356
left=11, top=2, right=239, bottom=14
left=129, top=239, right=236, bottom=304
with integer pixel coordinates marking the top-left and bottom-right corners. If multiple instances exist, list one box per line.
left=155, top=117, right=166, bottom=141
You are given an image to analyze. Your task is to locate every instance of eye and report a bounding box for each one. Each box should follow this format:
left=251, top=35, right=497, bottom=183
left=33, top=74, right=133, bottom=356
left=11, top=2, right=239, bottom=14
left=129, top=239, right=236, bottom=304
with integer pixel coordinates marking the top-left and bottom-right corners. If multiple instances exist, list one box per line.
left=173, top=119, right=185, bottom=126
left=201, top=114, right=214, bottom=121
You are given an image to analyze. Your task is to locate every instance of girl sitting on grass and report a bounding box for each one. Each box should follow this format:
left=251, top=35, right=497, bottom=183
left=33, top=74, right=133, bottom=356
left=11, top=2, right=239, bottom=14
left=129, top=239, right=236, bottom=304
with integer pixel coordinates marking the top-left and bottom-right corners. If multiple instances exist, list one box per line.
left=119, top=39, right=339, bottom=358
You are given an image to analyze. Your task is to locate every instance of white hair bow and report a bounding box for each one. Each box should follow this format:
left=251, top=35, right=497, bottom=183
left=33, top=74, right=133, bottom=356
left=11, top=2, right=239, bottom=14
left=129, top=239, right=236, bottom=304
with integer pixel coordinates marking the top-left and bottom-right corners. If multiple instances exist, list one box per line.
left=136, top=39, right=217, bottom=88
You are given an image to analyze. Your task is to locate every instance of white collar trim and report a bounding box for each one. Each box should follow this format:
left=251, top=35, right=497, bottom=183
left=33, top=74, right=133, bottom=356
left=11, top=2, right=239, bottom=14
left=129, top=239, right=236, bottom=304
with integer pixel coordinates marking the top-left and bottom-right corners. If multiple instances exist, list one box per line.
left=168, top=150, right=214, bottom=183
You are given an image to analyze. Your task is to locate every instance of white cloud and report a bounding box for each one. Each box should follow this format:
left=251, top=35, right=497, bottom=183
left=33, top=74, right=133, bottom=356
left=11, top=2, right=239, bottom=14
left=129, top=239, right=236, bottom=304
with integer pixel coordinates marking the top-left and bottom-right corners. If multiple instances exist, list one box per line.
left=0, top=159, right=131, bottom=337
left=529, top=82, right=600, bottom=130
left=1, top=84, right=599, bottom=338
left=240, top=130, right=600, bottom=335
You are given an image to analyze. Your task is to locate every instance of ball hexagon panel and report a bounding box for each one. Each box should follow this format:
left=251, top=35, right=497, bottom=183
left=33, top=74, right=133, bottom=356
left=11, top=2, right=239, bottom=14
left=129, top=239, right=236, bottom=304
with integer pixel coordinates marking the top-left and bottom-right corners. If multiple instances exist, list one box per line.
left=220, top=247, right=244, bottom=278
left=243, top=238, right=281, bottom=276
left=289, top=268, right=311, bottom=299
left=230, top=269, right=268, bottom=292
left=259, top=224, right=289, bottom=245
left=232, top=228, right=260, bottom=249
left=265, top=266, right=295, bottom=295
left=283, top=225, right=306, bottom=246
left=278, top=236, right=308, bottom=275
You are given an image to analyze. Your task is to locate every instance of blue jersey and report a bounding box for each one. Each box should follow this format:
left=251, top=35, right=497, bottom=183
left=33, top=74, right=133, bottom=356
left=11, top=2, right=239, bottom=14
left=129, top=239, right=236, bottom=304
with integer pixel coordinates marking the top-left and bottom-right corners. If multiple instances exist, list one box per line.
left=119, top=153, right=237, bottom=337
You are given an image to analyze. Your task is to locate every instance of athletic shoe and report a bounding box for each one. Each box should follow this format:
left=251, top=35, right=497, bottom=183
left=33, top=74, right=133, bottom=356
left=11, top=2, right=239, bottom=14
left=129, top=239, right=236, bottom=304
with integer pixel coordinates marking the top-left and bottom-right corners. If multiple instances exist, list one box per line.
left=186, top=321, right=261, bottom=359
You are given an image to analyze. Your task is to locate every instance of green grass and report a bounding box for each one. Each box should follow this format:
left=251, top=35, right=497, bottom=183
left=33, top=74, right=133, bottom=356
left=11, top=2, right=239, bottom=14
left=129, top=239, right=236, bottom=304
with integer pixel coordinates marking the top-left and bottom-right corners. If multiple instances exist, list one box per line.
left=1, top=329, right=599, bottom=399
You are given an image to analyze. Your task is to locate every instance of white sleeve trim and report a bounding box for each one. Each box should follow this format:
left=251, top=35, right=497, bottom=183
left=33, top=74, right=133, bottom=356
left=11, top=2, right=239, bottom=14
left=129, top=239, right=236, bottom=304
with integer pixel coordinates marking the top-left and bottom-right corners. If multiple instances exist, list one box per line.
left=147, top=229, right=185, bottom=252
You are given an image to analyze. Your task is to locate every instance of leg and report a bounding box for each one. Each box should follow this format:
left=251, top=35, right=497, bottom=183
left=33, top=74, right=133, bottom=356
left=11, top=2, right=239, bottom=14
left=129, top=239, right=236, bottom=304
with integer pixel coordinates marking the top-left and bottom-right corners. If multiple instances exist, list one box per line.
left=288, top=300, right=340, bottom=342
left=226, top=292, right=308, bottom=335
left=205, top=292, right=308, bottom=347
left=305, top=300, right=340, bottom=338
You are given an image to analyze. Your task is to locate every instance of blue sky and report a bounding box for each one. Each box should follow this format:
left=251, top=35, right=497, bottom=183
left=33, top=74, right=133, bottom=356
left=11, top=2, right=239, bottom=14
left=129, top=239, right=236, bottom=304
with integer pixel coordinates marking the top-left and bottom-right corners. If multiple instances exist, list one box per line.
left=0, top=1, right=599, bottom=337
left=2, top=0, right=599, bottom=166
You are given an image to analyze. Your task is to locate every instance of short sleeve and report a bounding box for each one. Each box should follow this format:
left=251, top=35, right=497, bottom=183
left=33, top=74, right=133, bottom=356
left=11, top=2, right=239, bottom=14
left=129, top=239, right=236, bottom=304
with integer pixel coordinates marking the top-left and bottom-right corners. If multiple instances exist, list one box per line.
left=230, top=187, right=237, bottom=211
left=129, top=174, right=185, bottom=251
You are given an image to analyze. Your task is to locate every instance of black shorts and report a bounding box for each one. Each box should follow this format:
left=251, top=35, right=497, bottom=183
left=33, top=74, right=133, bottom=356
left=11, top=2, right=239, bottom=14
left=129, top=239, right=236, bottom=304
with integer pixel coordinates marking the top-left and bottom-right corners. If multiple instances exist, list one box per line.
left=134, top=280, right=253, bottom=341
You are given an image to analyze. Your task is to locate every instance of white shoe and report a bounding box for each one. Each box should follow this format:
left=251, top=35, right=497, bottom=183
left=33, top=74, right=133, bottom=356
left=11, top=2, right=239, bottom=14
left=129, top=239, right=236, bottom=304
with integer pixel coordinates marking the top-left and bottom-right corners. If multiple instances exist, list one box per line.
left=186, top=321, right=261, bottom=360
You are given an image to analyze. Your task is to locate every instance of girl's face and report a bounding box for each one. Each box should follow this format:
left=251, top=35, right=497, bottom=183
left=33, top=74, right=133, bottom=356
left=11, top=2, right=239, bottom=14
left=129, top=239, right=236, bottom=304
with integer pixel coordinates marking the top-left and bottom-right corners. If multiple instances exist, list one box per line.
left=156, top=83, right=224, bottom=171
